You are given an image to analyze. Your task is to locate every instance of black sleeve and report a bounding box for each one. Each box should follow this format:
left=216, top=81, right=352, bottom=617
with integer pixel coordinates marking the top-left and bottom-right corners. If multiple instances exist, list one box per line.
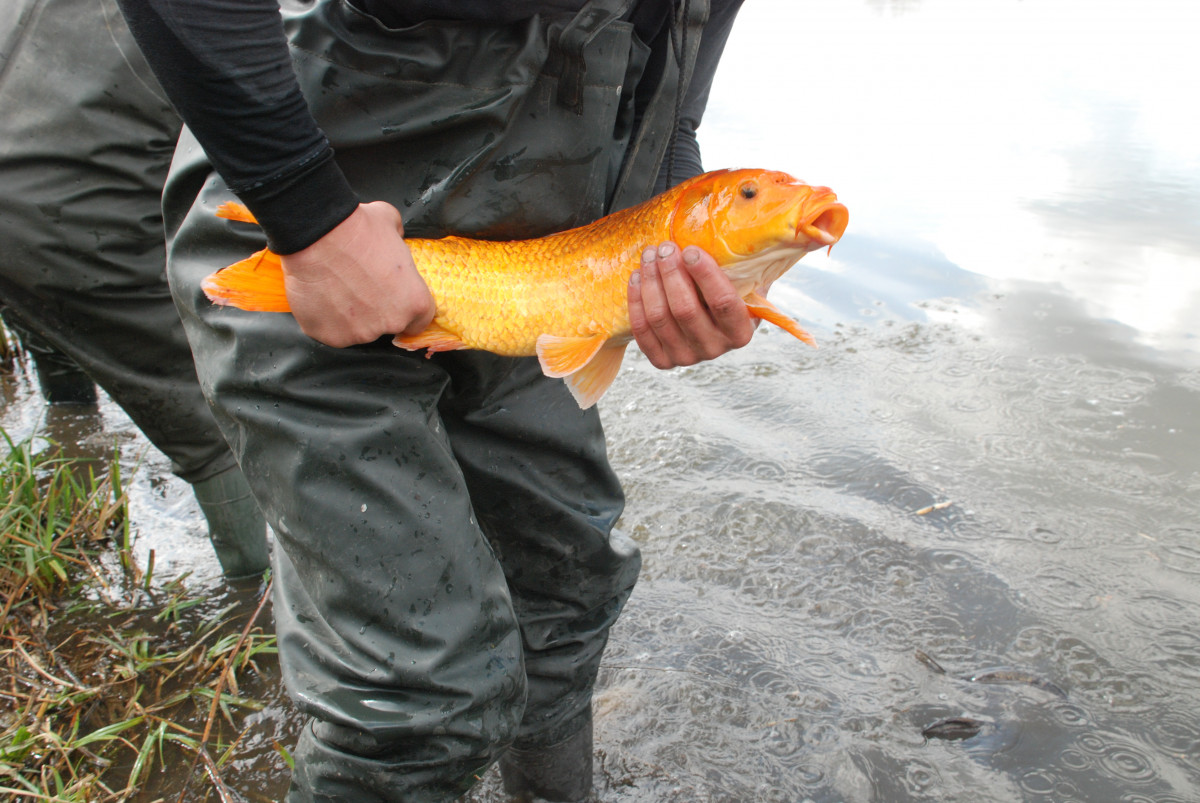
left=654, top=0, right=746, bottom=193
left=117, top=0, right=358, bottom=254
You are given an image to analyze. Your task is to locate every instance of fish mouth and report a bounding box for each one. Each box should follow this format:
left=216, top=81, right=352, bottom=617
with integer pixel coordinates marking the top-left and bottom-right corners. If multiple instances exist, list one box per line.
left=795, top=189, right=849, bottom=251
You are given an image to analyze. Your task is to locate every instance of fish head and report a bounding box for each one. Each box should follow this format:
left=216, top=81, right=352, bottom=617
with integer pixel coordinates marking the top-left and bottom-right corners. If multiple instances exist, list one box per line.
left=669, top=169, right=849, bottom=291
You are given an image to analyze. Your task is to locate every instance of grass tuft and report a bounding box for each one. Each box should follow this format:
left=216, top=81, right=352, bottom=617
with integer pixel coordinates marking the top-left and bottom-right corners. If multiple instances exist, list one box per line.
left=0, top=430, right=278, bottom=802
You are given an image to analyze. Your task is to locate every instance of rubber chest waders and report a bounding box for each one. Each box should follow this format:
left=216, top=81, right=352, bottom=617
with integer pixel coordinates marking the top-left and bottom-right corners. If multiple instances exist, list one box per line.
left=161, top=0, right=707, bottom=798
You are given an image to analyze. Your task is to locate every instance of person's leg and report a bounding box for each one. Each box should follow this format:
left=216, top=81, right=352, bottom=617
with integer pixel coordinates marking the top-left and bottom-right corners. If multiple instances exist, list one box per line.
left=438, top=354, right=640, bottom=801
left=156, top=1, right=652, bottom=791
left=0, top=0, right=267, bottom=577
left=1, top=317, right=98, bottom=405
left=164, top=155, right=529, bottom=801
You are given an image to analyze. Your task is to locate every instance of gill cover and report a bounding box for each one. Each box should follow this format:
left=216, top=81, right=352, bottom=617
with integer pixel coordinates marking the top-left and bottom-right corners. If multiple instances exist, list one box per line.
left=668, top=169, right=811, bottom=261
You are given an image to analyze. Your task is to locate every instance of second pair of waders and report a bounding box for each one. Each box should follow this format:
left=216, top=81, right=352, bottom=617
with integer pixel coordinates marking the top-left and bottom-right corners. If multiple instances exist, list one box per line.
left=0, top=0, right=267, bottom=579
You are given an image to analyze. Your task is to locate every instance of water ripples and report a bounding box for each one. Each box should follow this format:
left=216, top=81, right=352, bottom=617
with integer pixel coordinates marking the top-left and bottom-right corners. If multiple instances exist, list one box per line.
left=1017, top=768, right=1088, bottom=802
left=1029, top=566, right=1103, bottom=611
left=901, top=759, right=941, bottom=796
left=1099, top=743, right=1159, bottom=785
left=596, top=263, right=1200, bottom=801
left=1147, top=628, right=1200, bottom=683
left=1157, top=527, right=1200, bottom=575
left=1046, top=700, right=1092, bottom=729
left=1148, top=711, right=1200, bottom=761
left=1069, top=731, right=1162, bottom=786
left=977, top=431, right=1047, bottom=463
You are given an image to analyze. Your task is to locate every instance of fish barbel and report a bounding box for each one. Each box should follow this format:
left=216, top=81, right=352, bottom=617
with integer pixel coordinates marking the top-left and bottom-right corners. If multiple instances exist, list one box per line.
left=202, top=168, right=849, bottom=408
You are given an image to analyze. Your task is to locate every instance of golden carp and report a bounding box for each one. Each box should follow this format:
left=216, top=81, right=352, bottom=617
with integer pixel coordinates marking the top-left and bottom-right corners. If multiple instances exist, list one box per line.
left=202, top=168, right=849, bottom=408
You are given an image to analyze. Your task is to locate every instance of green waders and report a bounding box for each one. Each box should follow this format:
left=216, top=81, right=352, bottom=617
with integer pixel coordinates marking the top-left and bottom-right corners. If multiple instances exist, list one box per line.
left=0, top=0, right=268, bottom=579
left=161, top=0, right=707, bottom=798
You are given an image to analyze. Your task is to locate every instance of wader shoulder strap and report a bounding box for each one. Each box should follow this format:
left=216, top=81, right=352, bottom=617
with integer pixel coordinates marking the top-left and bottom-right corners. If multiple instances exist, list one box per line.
left=556, top=0, right=640, bottom=113
left=609, top=0, right=710, bottom=212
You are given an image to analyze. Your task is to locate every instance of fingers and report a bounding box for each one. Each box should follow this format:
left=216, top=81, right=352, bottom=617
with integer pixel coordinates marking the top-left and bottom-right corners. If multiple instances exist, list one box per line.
left=393, top=262, right=437, bottom=337
left=680, top=246, right=756, bottom=347
left=369, top=199, right=405, bottom=238
left=343, top=202, right=434, bottom=339
left=628, top=245, right=688, bottom=369
left=281, top=202, right=435, bottom=348
left=628, top=242, right=755, bottom=369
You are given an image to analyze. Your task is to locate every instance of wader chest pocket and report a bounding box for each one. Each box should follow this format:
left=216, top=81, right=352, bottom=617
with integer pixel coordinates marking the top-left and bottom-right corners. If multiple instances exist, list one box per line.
left=283, top=0, right=651, bottom=239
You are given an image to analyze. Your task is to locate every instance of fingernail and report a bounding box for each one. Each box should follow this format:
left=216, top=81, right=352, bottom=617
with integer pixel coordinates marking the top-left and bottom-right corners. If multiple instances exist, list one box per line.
left=658, top=242, right=675, bottom=259
left=642, top=247, right=657, bottom=264
left=682, top=246, right=700, bottom=265
left=630, top=270, right=641, bottom=287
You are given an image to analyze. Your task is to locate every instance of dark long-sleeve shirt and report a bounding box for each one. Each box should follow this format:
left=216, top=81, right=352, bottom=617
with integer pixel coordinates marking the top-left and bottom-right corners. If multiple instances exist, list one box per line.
left=117, top=0, right=743, bottom=253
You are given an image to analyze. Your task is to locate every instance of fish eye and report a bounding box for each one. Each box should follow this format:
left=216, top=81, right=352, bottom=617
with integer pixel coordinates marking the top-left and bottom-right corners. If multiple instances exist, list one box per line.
left=739, top=181, right=758, bottom=200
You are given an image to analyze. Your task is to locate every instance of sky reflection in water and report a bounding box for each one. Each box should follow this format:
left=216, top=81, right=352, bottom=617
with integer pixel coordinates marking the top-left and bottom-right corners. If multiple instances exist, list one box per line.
left=702, top=0, right=1200, bottom=356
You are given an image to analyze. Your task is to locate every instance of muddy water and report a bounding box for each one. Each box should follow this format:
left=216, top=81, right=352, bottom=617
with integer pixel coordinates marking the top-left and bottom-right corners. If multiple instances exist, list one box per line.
left=5, top=0, right=1200, bottom=800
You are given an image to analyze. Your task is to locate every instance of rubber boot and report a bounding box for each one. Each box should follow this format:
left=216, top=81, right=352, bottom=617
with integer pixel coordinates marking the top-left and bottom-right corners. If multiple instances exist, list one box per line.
left=499, top=709, right=594, bottom=803
left=3, top=315, right=98, bottom=404
left=33, top=358, right=98, bottom=405
left=192, top=466, right=270, bottom=580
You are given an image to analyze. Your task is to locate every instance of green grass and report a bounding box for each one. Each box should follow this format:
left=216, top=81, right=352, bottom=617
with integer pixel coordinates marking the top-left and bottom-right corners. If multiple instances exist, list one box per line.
left=0, top=429, right=277, bottom=802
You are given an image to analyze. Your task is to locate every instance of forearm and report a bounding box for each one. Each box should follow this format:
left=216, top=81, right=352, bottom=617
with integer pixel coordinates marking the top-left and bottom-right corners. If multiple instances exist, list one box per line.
left=117, top=0, right=357, bottom=253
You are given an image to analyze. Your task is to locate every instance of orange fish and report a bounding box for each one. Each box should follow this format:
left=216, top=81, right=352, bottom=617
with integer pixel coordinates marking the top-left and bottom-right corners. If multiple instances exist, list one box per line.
left=203, top=168, right=848, bottom=408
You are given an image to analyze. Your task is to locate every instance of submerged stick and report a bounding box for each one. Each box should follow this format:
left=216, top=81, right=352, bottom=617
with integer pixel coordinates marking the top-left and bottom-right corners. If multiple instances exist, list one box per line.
left=176, top=577, right=274, bottom=803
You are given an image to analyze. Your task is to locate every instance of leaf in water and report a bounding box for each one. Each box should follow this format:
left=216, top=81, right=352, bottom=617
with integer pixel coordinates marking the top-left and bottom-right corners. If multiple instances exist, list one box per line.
left=921, top=716, right=984, bottom=742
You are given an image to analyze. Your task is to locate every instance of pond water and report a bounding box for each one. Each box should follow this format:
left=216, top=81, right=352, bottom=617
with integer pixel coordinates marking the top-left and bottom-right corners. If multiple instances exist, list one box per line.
left=584, top=1, right=1200, bottom=800
left=4, top=0, right=1198, bottom=800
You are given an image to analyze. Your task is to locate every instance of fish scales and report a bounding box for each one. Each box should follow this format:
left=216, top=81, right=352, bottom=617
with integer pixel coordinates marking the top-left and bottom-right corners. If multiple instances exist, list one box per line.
left=408, top=208, right=654, bottom=356
left=202, top=168, right=849, bottom=407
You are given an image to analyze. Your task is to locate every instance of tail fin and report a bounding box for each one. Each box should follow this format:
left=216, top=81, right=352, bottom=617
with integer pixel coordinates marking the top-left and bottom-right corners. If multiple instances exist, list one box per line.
left=744, top=291, right=817, bottom=348
left=205, top=201, right=290, bottom=310
left=201, top=249, right=292, bottom=312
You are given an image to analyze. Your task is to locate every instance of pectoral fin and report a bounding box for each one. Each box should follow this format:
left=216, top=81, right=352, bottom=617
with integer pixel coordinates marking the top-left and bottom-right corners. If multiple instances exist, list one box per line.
left=745, top=292, right=817, bottom=348
left=393, top=322, right=467, bottom=354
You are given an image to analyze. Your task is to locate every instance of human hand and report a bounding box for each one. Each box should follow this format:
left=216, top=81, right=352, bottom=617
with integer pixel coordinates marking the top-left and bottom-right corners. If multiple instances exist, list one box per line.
left=279, top=201, right=435, bottom=348
left=627, top=242, right=757, bottom=369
